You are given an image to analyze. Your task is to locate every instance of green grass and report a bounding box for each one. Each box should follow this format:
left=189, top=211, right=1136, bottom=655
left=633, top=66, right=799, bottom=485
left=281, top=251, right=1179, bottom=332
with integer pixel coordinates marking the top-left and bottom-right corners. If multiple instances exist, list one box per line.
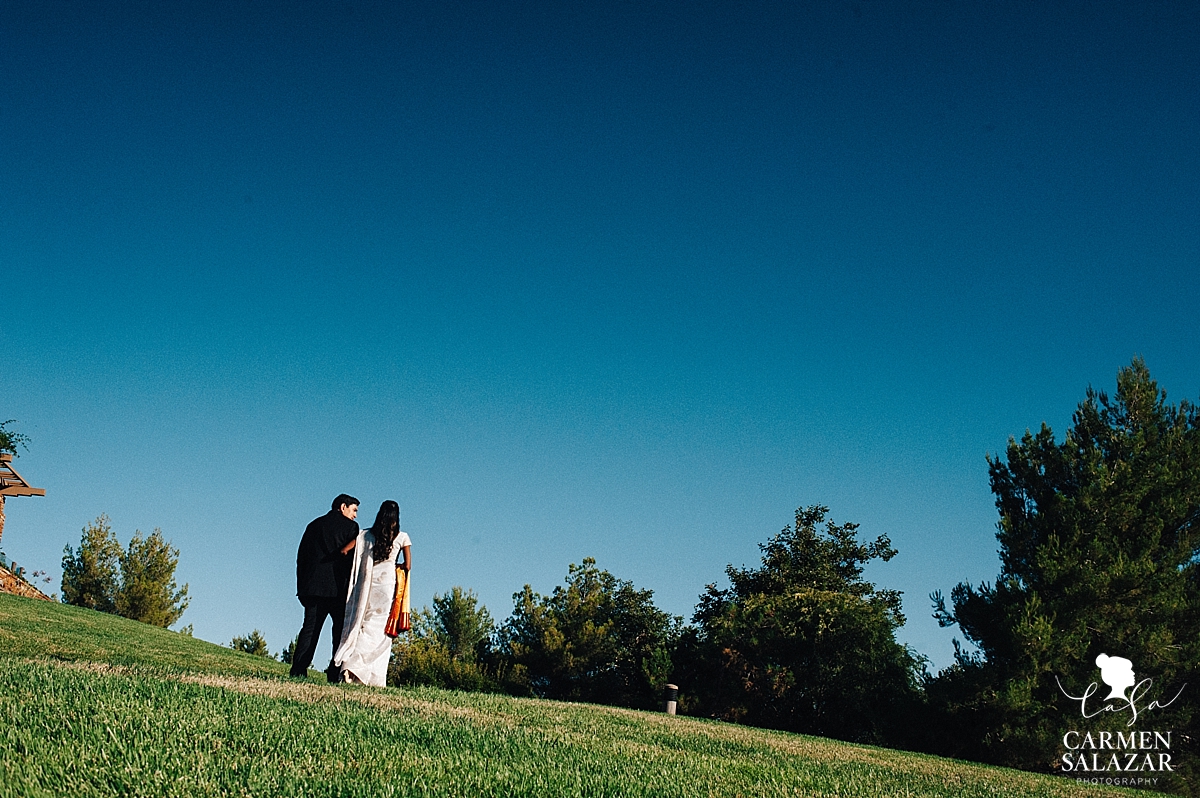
left=0, top=594, right=287, bottom=678
left=0, top=593, right=1143, bottom=797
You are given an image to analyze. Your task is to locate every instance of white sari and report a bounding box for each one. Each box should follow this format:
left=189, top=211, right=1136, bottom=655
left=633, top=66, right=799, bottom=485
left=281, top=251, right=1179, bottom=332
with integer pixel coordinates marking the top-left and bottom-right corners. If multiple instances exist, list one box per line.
left=333, top=528, right=410, bottom=686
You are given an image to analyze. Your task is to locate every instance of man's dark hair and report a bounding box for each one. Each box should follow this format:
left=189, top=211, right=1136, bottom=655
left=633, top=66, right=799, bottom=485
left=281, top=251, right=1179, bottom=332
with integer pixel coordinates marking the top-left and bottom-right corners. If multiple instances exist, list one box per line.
left=331, top=494, right=360, bottom=512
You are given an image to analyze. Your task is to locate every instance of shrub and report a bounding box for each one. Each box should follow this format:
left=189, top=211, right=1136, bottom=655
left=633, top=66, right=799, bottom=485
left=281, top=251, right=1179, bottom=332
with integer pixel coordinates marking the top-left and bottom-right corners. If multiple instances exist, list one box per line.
left=230, top=630, right=271, bottom=657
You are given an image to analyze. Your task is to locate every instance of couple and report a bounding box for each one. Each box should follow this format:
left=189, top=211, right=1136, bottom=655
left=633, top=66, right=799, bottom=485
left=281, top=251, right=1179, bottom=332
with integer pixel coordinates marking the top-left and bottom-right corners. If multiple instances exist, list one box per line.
left=289, top=493, right=412, bottom=686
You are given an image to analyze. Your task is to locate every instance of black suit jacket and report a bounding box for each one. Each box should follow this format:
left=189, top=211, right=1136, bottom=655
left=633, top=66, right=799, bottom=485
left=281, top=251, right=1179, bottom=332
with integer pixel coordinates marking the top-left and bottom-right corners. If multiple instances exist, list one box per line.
left=296, top=510, right=360, bottom=599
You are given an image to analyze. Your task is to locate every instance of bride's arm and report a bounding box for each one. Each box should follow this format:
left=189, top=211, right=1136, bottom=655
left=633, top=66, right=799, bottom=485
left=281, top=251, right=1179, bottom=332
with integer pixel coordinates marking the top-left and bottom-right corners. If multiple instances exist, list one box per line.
left=398, top=544, right=411, bottom=572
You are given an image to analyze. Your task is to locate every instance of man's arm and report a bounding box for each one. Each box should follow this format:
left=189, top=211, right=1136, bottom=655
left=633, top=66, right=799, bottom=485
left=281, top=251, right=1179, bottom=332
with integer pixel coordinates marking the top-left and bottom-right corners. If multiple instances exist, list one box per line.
left=335, top=517, right=359, bottom=555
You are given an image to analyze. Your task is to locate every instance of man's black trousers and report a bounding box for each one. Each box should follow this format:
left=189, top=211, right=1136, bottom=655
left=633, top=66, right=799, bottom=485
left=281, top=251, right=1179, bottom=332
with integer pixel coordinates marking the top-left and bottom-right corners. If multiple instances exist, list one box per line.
left=290, top=595, right=346, bottom=679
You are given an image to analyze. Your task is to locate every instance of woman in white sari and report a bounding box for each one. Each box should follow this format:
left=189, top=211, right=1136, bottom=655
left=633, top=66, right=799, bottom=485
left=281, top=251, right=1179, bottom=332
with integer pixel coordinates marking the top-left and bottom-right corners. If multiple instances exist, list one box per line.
left=333, top=500, right=411, bottom=686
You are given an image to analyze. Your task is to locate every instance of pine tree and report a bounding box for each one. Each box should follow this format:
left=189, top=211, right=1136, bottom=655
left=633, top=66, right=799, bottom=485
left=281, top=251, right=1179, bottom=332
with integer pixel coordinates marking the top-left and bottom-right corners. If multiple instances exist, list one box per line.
left=930, top=359, right=1200, bottom=788
left=430, top=586, right=494, bottom=664
left=61, top=515, right=122, bottom=612
left=115, top=528, right=190, bottom=628
left=685, top=505, right=925, bottom=745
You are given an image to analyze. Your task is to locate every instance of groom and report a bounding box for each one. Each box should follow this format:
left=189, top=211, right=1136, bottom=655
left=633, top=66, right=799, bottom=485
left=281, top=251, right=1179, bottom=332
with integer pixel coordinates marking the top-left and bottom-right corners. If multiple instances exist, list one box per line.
left=290, top=493, right=360, bottom=680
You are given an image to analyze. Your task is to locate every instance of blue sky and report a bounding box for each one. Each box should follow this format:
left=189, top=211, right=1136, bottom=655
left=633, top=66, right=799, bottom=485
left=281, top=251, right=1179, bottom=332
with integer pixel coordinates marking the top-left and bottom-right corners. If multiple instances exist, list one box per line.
left=3, top=0, right=1198, bottom=671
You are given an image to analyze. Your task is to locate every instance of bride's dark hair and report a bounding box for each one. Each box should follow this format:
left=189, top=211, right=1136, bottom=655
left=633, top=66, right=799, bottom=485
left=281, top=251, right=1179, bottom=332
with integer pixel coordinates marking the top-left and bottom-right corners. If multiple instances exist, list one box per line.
left=370, top=500, right=400, bottom=564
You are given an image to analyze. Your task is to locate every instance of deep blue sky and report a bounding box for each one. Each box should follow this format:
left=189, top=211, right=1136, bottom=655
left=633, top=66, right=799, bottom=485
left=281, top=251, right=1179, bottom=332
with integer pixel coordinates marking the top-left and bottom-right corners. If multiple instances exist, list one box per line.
left=3, top=1, right=1198, bottom=671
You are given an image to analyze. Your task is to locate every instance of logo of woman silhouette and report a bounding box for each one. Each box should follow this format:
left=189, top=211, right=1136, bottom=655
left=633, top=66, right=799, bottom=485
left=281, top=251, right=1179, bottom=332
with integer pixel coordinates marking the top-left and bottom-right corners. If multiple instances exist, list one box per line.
left=1096, top=653, right=1136, bottom=702
left=1059, top=653, right=1184, bottom=726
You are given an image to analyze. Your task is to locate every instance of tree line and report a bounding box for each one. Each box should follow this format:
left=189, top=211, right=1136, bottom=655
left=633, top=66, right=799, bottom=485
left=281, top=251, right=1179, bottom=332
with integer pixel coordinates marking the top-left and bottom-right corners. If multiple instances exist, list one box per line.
left=380, top=359, right=1200, bottom=793
left=382, top=507, right=921, bottom=745
left=52, top=359, right=1200, bottom=794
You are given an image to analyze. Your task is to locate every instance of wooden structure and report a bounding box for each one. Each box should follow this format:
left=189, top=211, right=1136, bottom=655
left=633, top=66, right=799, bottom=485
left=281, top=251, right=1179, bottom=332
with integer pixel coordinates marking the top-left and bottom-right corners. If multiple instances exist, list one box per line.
left=0, top=452, right=45, bottom=547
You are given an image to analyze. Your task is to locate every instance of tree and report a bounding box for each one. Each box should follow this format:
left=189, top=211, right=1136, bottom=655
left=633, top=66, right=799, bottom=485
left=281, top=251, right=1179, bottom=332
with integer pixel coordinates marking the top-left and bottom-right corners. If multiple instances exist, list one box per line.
left=389, top=587, right=498, bottom=692
left=61, top=515, right=121, bottom=613
left=427, top=586, right=494, bottom=663
left=683, top=505, right=926, bottom=746
left=230, top=629, right=271, bottom=657
left=0, top=419, right=29, bottom=456
left=115, top=528, right=190, bottom=628
left=278, top=636, right=297, bottom=664
left=497, top=558, right=681, bottom=709
left=929, top=359, right=1200, bottom=788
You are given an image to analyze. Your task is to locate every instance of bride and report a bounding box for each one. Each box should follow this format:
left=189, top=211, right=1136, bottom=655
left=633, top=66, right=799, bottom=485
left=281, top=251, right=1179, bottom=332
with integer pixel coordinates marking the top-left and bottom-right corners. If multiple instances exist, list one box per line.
left=333, top=499, right=411, bottom=686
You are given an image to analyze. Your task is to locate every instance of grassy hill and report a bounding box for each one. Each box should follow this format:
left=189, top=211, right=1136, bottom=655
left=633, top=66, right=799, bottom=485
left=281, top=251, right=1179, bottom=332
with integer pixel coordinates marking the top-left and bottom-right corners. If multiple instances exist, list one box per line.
left=0, top=593, right=1139, bottom=797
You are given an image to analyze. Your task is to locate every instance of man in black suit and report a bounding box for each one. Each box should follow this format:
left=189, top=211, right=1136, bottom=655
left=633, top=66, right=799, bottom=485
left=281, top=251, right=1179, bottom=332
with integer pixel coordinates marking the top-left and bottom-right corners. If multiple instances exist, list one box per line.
left=290, top=493, right=360, bottom=679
